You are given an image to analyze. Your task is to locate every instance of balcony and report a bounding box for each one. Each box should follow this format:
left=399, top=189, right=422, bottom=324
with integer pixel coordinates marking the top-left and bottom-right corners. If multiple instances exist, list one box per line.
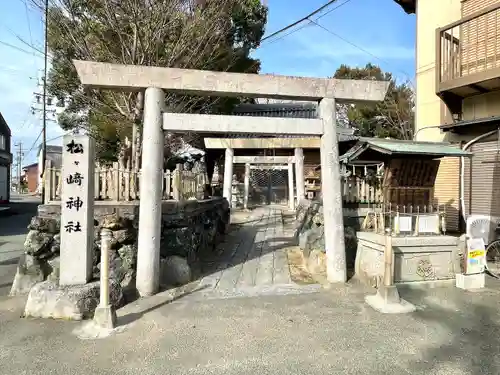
left=436, top=3, right=500, bottom=115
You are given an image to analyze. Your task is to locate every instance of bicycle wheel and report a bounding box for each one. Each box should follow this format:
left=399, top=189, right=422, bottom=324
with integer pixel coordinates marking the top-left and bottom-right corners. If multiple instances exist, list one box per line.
left=485, top=239, right=500, bottom=277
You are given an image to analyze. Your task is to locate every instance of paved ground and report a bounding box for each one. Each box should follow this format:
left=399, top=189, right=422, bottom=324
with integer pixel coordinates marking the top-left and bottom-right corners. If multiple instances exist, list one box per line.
left=0, top=194, right=40, bottom=296
left=2, top=280, right=500, bottom=375
left=2, top=202, right=500, bottom=374
left=191, top=207, right=320, bottom=300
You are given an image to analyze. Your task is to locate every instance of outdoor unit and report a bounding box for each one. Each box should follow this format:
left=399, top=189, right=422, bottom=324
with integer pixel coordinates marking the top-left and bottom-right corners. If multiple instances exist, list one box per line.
left=466, top=215, right=499, bottom=246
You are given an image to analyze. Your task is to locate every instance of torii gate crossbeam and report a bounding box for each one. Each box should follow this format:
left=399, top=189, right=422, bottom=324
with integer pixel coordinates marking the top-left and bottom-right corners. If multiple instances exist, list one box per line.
left=73, top=60, right=389, bottom=296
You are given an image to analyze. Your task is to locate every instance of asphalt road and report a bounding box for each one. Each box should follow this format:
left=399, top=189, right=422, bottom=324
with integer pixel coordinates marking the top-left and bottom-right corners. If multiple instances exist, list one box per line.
left=0, top=193, right=40, bottom=296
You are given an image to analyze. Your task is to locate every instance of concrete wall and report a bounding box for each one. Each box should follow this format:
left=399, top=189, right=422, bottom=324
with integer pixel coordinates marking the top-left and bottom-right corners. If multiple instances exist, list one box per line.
left=354, top=232, right=462, bottom=287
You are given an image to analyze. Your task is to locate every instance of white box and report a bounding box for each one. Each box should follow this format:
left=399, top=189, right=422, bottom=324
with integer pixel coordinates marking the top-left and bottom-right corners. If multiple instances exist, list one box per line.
left=455, top=273, right=485, bottom=290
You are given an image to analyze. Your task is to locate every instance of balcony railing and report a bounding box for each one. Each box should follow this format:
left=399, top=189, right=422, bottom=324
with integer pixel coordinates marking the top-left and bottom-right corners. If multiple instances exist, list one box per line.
left=436, top=2, right=500, bottom=91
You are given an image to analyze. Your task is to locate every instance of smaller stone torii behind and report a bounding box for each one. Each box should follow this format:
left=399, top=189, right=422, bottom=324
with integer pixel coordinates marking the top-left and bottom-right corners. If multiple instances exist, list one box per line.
left=231, top=155, right=297, bottom=210
left=73, top=60, right=389, bottom=296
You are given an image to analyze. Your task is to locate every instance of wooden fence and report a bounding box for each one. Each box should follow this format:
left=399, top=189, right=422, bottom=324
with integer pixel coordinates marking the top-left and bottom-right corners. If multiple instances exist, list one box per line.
left=44, top=160, right=207, bottom=202
left=44, top=160, right=383, bottom=204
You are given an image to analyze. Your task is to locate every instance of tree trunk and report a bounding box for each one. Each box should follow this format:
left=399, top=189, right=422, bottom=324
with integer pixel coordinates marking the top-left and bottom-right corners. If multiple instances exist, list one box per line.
left=132, top=91, right=144, bottom=171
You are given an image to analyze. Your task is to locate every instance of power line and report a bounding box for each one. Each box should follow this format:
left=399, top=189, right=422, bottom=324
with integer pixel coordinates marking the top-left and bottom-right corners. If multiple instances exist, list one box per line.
left=26, top=129, right=43, bottom=156
left=263, top=22, right=312, bottom=47
left=261, top=0, right=342, bottom=42
left=308, top=19, right=414, bottom=82
left=259, top=0, right=354, bottom=47
left=315, top=0, right=354, bottom=20
left=0, top=39, right=43, bottom=57
left=23, top=0, right=34, bottom=49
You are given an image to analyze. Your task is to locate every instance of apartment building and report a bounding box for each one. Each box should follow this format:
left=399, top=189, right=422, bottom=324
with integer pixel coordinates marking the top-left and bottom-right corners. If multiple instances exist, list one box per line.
left=395, top=0, right=500, bottom=231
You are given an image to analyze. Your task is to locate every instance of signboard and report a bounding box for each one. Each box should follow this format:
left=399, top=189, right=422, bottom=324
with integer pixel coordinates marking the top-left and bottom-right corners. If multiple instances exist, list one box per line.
left=418, top=214, right=440, bottom=234
left=397, top=216, right=412, bottom=232
left=59, top=135, right=95, bottom=285
left=465, top=238, right=486, bottom=275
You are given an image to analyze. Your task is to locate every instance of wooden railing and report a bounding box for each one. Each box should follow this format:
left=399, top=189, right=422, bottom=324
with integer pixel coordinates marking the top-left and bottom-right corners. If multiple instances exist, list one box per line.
left=44, top=160, right=383, bottom=204
left=437, top=2, right=500, bottom=84
left=44, top=161, right=207, bottom=202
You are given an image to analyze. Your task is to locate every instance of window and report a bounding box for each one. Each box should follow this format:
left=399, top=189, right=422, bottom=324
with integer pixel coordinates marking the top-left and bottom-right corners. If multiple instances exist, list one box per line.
left=0, top=135, right=5, bottom=150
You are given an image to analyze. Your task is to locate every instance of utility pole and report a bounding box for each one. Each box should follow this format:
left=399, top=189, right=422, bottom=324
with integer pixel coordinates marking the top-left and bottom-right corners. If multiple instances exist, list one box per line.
left=14, top=142, right=24, bottom=193
left=41, top=0, right=49, bottom=204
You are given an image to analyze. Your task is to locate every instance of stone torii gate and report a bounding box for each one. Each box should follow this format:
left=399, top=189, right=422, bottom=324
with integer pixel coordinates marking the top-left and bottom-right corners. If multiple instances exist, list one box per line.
left=73, top=60, right=389, bottom=296
left=205, top=137, right=319, bottom=207
left=231, top=155, right=296, bottom=210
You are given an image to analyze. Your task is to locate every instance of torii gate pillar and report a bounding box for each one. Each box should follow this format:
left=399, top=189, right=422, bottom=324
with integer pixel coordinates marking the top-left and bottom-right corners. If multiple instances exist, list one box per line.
left=136, top=87, right=164, bottom=296
left=73, top=60, right=389, bottom=294
left=319, top=98, right=346, bottom=283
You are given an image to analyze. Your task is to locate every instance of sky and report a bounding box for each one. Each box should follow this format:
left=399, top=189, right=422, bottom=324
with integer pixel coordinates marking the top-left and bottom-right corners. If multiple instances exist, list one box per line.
left=0, top=0, right=416, bottom=168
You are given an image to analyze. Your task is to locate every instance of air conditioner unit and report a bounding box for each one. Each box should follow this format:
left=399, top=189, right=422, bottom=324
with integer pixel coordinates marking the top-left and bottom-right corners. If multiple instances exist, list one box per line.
left=466, top=215, right=499, bottom=246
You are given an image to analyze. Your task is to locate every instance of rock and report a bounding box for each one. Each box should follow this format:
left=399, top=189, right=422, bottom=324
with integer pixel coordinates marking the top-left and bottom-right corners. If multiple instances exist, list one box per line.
left=160, top=256, right=192, bottom=286
left=118, top=244, right=137, bottom=270
left=100, top=214, right=129, bottom=230
left=47, top=256, right=60, bottom=282
left=312, top=207, right=324, bottom=226
left=28, top=216, right=60, bottom=234
left=38, top=234, right=60, bottom=260
left=215, top=203, right=230, bottom=234
left=306, top=249, right=327, bottom=276
left=120, top=270, right=137, bottom=302
left=109, top=257, right=127, bottom=283
left=24, top=230, right=54, bottom=256
left=95, top=245, right=136, bottom=284
left=24, top=279, right=123, bottom=320
left=9, top=254, right=49, bottom=296
left=50, top=238, right=60, bottom=255
left=298, top=226, right=325, bottom=257
left=112, top=229, right=135, bottom=245
left=160, top=227, right=194, bottom=258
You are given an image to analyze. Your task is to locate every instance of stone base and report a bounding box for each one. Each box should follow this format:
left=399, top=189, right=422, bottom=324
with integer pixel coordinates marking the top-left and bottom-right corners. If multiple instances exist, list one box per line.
left=456, top=273, right=485, bottom=290
left=93, top=305, right=117, bottom=329
left=9, top=254, right=50, bottom=296
left=24, top=280, right=123, bottom=320
left=365, top=284, right=416, bottom=314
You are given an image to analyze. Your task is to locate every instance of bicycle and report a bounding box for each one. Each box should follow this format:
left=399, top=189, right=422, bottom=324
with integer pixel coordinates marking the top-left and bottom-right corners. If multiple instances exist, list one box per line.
left=485, top=226, right=500, bottom=278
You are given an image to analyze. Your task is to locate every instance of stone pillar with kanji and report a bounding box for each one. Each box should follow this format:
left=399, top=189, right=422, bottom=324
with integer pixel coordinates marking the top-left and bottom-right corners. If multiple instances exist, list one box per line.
left=59, top=134, right=96, bottom=286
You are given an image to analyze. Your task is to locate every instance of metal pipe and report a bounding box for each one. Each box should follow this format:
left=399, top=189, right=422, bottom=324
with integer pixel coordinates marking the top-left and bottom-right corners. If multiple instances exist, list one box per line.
left=412, top=125, right=443, bottom=140
left=100, top=228, right=112, bottom=307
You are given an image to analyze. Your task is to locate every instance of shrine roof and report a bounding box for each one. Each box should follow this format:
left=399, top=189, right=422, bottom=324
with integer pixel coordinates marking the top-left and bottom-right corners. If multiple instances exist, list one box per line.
left=340, top=138, right=472, bottom=163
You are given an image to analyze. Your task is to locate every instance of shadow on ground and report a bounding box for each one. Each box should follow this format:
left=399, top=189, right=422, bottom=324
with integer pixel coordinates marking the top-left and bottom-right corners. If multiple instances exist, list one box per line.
left=194, top=207, right=298, bottom=283
left=0, top=257, right=20, bottom=266
left=117, top=284, right=211, bottom=326
left=399, top=283, right=500, bottom=374
left=0, top=200, right=39, bottom=237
